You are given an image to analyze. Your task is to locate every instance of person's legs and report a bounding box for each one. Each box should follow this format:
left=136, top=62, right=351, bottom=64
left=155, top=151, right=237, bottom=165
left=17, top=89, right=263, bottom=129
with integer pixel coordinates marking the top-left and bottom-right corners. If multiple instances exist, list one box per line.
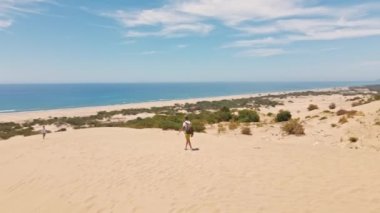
left=186, top=134, right=193, bottom=150
left=185, top=134, right=193, bottom=150
left=184, top=134, right=188, bottom=150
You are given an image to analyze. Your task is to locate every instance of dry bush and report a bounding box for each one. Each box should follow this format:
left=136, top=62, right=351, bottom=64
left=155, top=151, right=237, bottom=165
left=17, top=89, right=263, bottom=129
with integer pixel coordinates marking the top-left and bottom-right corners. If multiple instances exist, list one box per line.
left=352, top=101, right=363, bottom=107
left=349, top=137, right=358, bottom=143
left=347, top=96, right=362, bottom=102
left=217, top=123, right=226, bottom=134
left=228, top=121, right=239, bottom=130
left=256, top=123, right=264, bottom=128
left=308, top=104, right=319, bottom=111
left=241, top=126, right=252, bottom=135
left=339, top=116, right=348, bottom=124
left=329, top=103, right=336, bottom=110
left=282, top=119, right=305, bottom=136
left=56, top=128, right=67, bottom=132
left=336, top=109, right=357, bottom=117
left=320, top=116, right=327, bottom=120
left=331, top=123, right=337, bottom=127
left=336, top=109, right=347, bottom=116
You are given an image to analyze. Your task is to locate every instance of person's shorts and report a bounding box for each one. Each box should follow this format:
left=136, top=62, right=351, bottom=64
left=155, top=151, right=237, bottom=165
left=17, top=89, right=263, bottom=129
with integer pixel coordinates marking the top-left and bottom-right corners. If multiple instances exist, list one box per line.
left=185, top=134, right=191, bottom=140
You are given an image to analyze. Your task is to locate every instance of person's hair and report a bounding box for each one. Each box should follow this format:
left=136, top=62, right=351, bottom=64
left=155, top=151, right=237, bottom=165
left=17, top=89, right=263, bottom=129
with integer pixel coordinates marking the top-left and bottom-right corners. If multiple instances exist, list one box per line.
left=185, top=116, right=189, bottom=120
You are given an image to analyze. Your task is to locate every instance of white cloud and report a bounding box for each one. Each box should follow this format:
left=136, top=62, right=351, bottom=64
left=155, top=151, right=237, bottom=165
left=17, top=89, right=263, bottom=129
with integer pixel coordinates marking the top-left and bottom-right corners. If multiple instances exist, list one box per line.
left=177, top=0, right=328, bottom=25
left=0, top=0, right=50, bottom=29
left=223, top=37, right=290, bottom=48
left=237, top=48, right=287, bottom=57
left=105, top=8, right=199, bottom=27
left=103, top=0, right=380, bottom=56
left=125, top=23, right=213, bottom=38
left=0, top=19, right=12, bottom=28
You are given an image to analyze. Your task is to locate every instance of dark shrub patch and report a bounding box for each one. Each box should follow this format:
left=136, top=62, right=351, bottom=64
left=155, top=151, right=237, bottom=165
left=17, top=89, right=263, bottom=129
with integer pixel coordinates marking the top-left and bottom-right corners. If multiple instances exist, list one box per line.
left=308, top=104, right=319, bottom=111
left=241, top=127, right=252, bottom=135
left=275, top=110, right=292, bottom=122
left=238, top=110, right=260, bottom=123
left=349, top=137, right=358, bottom=143
left=329, top=103, right=336, bottom=110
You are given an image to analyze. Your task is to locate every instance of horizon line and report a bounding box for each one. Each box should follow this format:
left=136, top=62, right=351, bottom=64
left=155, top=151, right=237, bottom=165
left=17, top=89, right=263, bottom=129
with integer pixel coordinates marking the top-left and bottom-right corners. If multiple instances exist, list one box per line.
left=0, top=80, right=377, bottom=85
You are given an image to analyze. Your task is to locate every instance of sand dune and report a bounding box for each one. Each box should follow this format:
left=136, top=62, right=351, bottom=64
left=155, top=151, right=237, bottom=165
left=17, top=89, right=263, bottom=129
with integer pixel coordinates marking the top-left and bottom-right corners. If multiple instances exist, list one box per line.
left=1, top=127, right=380, bottom=213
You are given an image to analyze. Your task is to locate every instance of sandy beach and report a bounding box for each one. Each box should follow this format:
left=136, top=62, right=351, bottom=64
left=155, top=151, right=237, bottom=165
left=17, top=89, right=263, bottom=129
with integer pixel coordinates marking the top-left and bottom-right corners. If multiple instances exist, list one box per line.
left=1, top=127, right=380, bottom=213
left=1, top=88, right=380, bottom=212
left=0, top=87, right=343, bottom=123
left=3, top=0, right=380, bottom=211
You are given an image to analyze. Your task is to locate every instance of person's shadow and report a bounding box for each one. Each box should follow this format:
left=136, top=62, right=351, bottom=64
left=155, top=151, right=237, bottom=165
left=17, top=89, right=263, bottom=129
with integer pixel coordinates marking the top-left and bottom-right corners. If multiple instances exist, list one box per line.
left=192, top=148, right=200, bottom=151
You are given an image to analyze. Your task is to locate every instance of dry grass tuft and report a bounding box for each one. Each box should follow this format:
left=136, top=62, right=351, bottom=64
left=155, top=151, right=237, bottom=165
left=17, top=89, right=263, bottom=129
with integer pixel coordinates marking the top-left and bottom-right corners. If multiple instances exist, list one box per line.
left=228, top=121, right=239, bottom=130
left=329, top=103, right=336, bottom=110
left=217, top=123, right=227, bottom=134
left=339, top=116, right=348, bottom=124
left=241, top=126, right=252, bottom=135
left=308, top=104, right=319, bottom=111
left=282, top=119, right=305, bottom=136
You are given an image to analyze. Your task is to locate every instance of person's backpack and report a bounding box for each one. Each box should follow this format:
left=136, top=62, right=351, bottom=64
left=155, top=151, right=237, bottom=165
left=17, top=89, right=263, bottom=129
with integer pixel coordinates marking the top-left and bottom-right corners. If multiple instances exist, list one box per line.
left=185, top=122, right=194, bottom=135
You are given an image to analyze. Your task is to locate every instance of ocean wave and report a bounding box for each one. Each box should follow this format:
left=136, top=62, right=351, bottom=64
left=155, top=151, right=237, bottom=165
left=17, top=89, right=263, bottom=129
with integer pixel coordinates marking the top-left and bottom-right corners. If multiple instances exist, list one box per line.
left=0, top=109, right=16, bottom=113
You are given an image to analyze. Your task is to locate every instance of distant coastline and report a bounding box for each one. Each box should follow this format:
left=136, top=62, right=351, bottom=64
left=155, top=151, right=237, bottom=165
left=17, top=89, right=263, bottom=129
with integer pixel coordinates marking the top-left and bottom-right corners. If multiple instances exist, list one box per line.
left=0, top=84, right=368, bottom=123
left=0, top=82, right=372, bottom=114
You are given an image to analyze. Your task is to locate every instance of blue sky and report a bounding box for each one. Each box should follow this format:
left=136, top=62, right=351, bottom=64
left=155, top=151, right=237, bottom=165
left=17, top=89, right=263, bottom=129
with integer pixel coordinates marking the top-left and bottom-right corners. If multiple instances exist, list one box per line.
left=0, top=0, right=380, bottom=83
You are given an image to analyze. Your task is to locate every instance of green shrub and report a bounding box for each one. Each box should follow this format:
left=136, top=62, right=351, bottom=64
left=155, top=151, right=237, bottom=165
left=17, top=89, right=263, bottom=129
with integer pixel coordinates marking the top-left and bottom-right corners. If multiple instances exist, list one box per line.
left=215, top=107, right=233, bottom=122
left=238, top=110, right=260, bottom=123
left=275, top=110, right=292, bottom=122
left=158, top=120, right=181, bottom=130
left=126, top=117, right=156, bottom=129
left=282, top=119, right=305, bottom=135
left=65, top=117, right=87, bottom=127
left=191, top=120, right=206, bottom=132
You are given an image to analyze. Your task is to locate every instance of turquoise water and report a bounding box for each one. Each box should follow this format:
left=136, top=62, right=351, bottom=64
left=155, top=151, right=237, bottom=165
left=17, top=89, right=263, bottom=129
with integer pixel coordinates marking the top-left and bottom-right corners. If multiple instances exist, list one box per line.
left=0, top=82, right=371, bottom=112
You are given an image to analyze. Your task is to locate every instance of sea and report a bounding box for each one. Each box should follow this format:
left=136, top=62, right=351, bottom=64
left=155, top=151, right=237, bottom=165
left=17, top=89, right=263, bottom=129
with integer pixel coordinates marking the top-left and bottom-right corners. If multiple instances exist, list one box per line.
left=0, top=82, right=372, bottom=113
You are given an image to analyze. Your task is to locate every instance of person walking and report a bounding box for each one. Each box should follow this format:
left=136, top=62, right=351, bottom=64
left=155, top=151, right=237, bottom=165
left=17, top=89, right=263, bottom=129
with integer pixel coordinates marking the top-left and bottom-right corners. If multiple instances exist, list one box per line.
left=181, top=116, right=194, bottom=151
left=42, top=125, right=47, bottom=140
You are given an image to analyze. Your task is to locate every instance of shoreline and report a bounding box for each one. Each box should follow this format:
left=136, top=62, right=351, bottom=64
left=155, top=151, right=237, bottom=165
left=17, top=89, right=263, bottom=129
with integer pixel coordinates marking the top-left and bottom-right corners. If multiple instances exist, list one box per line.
left=0, top=87, right=348, bottom=122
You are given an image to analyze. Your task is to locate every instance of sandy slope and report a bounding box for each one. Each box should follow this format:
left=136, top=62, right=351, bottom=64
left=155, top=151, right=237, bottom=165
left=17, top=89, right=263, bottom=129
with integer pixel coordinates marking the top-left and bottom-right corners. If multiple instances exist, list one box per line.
left=1, top=128, right=380, bottom=213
